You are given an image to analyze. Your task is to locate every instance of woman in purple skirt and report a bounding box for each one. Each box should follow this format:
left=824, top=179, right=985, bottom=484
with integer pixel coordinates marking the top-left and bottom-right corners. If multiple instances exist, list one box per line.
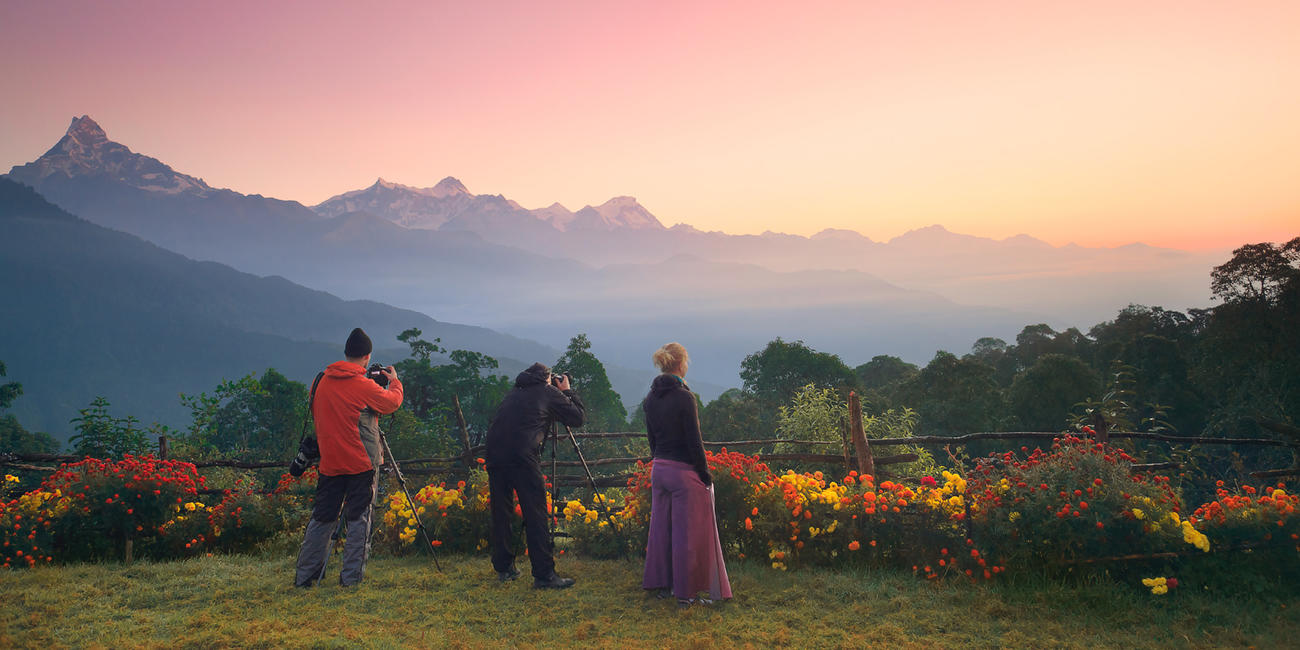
left=641, top=342, right=732, bottom=607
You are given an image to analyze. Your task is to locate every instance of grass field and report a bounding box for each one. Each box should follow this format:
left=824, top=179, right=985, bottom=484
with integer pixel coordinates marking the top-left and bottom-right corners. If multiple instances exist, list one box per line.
left=2, top=551, right=1298, bottom=649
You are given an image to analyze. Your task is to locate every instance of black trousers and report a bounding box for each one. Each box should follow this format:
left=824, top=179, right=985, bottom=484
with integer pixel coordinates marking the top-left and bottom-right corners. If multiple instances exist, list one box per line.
left=311, top=470, right=377, bottom=523
left=488, top=463, right=555, bottom=579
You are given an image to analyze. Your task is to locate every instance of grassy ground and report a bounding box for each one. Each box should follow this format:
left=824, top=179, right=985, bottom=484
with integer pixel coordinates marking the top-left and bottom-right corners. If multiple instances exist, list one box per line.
left=2, top=551, right=1298, bottom=649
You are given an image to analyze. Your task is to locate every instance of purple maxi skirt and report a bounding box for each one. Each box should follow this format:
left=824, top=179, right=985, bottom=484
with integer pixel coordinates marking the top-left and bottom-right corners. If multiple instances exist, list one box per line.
left=642, top=458, right=733, bottom=601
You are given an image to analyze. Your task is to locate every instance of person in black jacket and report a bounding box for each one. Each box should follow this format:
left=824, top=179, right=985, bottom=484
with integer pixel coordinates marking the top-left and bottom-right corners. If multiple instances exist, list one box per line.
left=641, top=343, right=732, bottom=606
left=484, top=362, right=585, bottom=588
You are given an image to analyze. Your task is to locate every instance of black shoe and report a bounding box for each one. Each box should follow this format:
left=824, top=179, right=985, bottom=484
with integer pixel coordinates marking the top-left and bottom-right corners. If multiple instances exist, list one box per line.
left=497, top=567, right=521, bottom=582
left=533, top=573, right=576, bottom=589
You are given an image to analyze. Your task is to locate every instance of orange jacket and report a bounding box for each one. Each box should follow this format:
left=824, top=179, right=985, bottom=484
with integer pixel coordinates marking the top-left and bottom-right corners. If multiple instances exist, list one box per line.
left=313, top=361, right=404, bottom=476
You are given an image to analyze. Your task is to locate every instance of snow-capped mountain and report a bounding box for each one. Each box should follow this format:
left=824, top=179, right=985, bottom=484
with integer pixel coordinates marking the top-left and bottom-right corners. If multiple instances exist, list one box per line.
left=565, top=196, right=665, bottom=231
left=313, top=176, right=474, bottom=228
left=532, top=202, right=575, bottom=230
left=8, top=116, right=214, bottom=197
left=313, top=179, right=664, bottom=233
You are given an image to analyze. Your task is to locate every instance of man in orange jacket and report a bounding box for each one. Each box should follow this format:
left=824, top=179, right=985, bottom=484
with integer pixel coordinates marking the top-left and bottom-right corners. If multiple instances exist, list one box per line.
left=294, top=328, right=404, bottom=588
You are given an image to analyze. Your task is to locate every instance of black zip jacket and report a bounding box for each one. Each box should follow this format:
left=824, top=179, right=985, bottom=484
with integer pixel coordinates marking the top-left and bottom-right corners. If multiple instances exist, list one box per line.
left=643, top=373, right=711, bottom=485
left=484, top=364, right=585, bottom=469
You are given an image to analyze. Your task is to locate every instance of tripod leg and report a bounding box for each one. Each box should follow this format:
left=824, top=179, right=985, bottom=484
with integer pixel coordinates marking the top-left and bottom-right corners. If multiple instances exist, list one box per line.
left=550, top=424, right=558, bottom=546
left=379, top=431, right=442, bottom=571
left=563, top=425, right=631, bottom=560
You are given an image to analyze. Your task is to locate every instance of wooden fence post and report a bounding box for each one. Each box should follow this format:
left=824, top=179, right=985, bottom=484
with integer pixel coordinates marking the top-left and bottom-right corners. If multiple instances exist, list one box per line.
left=158, top=435, right=168, bottom=460
left=848, top=391, right=875, bottom=477
left=452, top=395, right=474, bottom=469
left=839, top=416, right=853, bottom=476
left=1090, top=412, right=1110, bottom=446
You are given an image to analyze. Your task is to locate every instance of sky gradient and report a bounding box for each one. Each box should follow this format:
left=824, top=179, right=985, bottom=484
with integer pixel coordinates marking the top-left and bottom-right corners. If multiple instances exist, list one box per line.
left=2, top=0, right=1297, bottom=249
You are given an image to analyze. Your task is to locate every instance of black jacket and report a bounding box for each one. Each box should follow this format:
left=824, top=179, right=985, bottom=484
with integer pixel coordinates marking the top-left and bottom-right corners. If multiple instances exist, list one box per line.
left=484, top=364, right=586, bottom=469
left=643, top=373, right=711, bottom=485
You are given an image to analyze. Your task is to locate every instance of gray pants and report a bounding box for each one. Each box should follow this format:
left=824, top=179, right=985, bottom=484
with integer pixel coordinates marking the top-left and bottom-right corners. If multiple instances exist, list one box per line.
left=294, top=470, right=377, bottom=587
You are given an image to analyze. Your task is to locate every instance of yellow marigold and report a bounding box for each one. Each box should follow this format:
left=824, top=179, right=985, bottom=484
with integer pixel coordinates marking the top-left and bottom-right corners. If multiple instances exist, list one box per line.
left=1132, top=508, right=1145, bottom=520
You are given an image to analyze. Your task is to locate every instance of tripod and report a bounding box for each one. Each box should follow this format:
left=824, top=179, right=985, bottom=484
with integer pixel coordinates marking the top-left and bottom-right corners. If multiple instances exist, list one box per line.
left=551, top=423, right=631, bottom=560
left=378, top=430, right=442, bottom=571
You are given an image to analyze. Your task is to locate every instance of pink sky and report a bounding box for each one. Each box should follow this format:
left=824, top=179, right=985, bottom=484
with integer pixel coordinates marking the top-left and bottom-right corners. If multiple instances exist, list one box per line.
left=2, top=0, right=1297, bottom=249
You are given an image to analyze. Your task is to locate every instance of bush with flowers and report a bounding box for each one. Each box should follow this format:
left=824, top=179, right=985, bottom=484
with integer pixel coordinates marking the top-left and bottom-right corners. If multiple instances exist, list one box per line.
left=561, top=489, right=643, bottom=558
left=1191, top=481, right=1299, bottom=550
left=604, top=449, right=979, bottom=574
left=964, top=433, right=1202, bottom=571
left=0, top=454, right=205, bottom=567
left=373, top=469, right=493, bottom=555
left=1179, top=481, right=1300, bottom=590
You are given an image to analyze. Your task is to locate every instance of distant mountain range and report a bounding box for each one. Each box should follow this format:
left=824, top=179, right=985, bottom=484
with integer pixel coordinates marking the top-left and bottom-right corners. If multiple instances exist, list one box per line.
left=0, top=178, right=568, bottom=438
left=2, top=116, right=1226, bottom=419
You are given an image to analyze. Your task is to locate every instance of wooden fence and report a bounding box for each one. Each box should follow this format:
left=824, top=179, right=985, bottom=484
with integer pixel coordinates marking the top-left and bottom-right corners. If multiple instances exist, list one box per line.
left=5, top=392, right=1298, bottom=492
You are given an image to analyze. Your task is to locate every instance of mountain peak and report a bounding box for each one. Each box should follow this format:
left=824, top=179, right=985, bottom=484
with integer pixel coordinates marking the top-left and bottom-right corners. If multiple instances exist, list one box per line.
left=811, top=228, right=873, bottom=243
left=66, top=115, right=108, bottom=145
left=567, top=196, right=663, bottom=231
left=7, top=115, right=212, bottom=197
left=431, top=176, right=468, bottom=197
left=599, top=196, right=639, bottom=207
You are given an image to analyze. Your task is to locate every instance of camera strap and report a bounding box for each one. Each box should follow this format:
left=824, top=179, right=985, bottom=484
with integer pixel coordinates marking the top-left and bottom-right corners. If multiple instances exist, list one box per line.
left=298, top=371, right=325, bottom=443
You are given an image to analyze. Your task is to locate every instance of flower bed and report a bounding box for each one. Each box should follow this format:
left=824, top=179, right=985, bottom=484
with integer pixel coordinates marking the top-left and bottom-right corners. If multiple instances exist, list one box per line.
left=4, top=441, right=1298, bottom=596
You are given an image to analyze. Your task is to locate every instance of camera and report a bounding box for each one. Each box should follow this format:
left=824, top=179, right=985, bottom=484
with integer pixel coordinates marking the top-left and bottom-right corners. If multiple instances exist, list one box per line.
left=367, top=363, right=389, bottom=388
left=550, top=372, right=569, bottom=388
left=288, top=435, right=320, bottom=477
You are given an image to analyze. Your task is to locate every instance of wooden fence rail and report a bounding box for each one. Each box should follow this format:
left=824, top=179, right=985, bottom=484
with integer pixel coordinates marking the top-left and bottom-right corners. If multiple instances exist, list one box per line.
left=5, top=395, right=1298, bottom=484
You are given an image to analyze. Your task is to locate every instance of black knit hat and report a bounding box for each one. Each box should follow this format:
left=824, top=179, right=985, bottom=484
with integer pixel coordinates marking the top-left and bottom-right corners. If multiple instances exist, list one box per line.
left=344, top=328, right=373, bottom=358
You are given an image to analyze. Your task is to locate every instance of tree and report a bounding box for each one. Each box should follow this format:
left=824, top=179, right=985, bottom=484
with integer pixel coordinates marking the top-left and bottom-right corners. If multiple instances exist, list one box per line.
left=700, top=389, right=765, bottom=442
left=740, top=338, right=856, bottom=411
left=391, top=328, right=510, bottom=446
left=894, top=351, right=1007, bottom=436
left=0, top=360, right=58, bottom=453
left=1009, top=354, right=1099, bottom=431
left=0, top=415, right=60, bottom=454
left=440, top=350, right=511, bottom=442
left=854, top=355, right=919, bottom=391
left=393, top=328, right=447, bottom=423
left=0, top=360, right=20, bottom=411
left=775, top=384, right=848, bottom=451
left=178, top=370, right=306, bottom=460
left=69, top=396, right=150, bottom=457
left=1210, top=238, right=1300, bottom=304
left=553, top=334, right=627, bottom=432
left=1072, top=362, right=1174, bottom=434
left=1195, top=240, right=1300, bottom=440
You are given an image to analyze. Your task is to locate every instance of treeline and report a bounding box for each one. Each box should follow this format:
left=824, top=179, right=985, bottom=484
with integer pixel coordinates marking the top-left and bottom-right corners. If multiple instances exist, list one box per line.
left=697, top=238, right=1299, bottom=481
left=4, top=239, right=1297, bottom=476
left=0, top=328, right=633, bottom=464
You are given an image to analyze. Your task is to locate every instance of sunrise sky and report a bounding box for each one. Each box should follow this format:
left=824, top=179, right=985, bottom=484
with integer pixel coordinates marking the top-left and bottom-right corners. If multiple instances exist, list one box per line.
left=1, top=0, right=1297, bottom=249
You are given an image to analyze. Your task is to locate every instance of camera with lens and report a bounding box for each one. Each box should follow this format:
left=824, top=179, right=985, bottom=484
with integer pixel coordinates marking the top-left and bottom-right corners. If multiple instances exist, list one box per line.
left=367, top=362, right=389, bottom=388
left=550, top=372, right=569, bottom=388
left=288, top=435, right=320, bottom=477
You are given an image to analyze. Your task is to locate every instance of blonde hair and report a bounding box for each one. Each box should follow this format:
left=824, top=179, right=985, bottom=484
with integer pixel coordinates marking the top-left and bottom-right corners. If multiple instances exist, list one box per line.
left=652, top=342, right=689, bottom=374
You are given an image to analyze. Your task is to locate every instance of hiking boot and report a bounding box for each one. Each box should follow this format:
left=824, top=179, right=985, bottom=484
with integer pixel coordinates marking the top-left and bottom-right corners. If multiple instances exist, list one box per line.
left=497, top=567, right=521, bottom=582
left=533, top=573, right=576, bottom=589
